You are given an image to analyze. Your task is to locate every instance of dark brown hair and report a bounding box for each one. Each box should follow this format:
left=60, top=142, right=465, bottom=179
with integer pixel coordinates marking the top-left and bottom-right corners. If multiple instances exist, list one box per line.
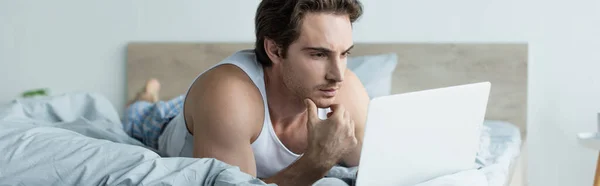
left=254, top=0, right=363, bottom=67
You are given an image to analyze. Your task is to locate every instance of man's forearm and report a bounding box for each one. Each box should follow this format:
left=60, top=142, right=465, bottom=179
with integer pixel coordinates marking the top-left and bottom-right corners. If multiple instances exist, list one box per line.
left=261, top=153, right=334, bottom=186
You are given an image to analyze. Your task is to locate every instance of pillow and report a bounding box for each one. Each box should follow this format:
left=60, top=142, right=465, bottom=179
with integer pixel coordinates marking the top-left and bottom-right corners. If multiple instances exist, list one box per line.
left=347, top=53, right=398, bottom=99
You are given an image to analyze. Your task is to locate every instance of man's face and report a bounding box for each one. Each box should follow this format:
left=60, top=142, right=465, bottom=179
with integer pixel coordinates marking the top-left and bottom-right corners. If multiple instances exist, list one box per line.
left=278, top=13, right=354, bottom=108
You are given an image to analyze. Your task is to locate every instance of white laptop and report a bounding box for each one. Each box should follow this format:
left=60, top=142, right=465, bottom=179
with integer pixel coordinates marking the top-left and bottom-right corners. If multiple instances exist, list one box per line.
left=355, top=82, right=491, bottom=186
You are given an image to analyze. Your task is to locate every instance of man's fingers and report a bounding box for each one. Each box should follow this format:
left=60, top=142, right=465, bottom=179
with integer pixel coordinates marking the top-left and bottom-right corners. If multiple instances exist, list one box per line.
left=329, top=104, right=341, bottom=112
left=351, top=119, right=356, bottom=134
left=351, top=135, right=358, bottom=147
left=349, top=119, right=357, bottom=146
left=330, top=104, right=346, bottom=119
left=329, top=104, right=346, bottom=114
left=304, top=99, right=318, bottom=123
left=344, top=110, right=349, bottom=120
left=348, top=118, right=355, bottom=135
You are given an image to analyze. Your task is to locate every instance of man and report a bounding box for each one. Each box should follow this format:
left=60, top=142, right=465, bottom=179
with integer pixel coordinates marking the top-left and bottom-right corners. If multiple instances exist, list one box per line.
left=144, top=0, right=369, bottom=185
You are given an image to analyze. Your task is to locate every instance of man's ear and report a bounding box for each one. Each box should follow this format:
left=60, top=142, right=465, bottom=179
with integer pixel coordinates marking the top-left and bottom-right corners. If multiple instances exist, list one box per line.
left=264, top=38, right=282, bottom=65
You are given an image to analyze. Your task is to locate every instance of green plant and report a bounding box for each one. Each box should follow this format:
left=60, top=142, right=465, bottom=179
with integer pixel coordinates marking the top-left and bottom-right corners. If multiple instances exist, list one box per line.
left=22, top=88, right=49, bottom=98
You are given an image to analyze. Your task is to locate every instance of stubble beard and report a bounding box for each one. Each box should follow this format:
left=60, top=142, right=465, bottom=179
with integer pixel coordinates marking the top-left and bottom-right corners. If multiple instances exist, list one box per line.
left=282, top=63, right=311, bottom=104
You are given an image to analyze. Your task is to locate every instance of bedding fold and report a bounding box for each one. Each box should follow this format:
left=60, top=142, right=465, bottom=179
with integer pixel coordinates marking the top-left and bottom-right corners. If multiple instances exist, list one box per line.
left=0, top=92, right=274, bottom=186
left=0, top=92, right=520, bottom=186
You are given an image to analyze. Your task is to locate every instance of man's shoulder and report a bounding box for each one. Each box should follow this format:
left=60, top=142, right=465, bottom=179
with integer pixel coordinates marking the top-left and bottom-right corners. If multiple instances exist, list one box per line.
left=187, top=63, right=264, bottom=118
left=338, top=69, right=369, bottom=100
left=195, top=63, right=259, bottom=93
left=196, top=49, right=260, bottom=88
left=335, top=69, right=370, bottom=114
left=185, top=64, right=265, bottom=137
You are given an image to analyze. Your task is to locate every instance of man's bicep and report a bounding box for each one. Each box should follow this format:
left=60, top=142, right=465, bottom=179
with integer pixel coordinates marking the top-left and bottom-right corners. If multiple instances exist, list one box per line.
left=193, top=124, right=257, bottom=176
left=191, top=101, right=261, bottom=176
left=189, top=91, right=263, bottom=177
left=186, top=65, right=264, bottom=177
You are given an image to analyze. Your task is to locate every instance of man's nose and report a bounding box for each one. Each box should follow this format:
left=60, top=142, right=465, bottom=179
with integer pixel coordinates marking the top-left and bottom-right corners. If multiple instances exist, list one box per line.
left=325, top=57, right=345, bottom=82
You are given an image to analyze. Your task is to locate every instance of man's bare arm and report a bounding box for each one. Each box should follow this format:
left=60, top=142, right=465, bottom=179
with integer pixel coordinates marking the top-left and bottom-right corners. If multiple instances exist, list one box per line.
left=263, top=100, right=358, bottom=185
left=261, top=151, right=335, bottom=185
left=186, top=65, right=264, bottom=176
left=186, top=65, right=339, bottom=185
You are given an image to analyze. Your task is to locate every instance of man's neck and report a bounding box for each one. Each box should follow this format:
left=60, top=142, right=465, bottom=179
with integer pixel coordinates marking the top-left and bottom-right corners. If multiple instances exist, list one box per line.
left=263, top=66, right=307, bottom=127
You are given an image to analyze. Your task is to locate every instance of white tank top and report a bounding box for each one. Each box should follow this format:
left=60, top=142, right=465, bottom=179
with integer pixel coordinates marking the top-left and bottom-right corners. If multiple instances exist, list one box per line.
left=158, top=49, right=329, bottom=178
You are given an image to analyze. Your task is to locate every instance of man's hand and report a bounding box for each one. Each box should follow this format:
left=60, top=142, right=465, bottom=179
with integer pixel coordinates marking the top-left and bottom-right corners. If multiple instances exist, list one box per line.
left=261, top=99, right=358, bottom=185
left=304, top=98, right=358, bottom=168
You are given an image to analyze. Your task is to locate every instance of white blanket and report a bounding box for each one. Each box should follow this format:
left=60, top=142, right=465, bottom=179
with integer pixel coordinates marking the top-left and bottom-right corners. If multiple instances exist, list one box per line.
left=0, top=92, right=518, bottom=186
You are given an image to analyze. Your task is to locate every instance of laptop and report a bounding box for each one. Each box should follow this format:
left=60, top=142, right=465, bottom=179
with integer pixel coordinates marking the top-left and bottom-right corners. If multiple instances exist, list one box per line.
left=355, top=82, right=491, bottom=186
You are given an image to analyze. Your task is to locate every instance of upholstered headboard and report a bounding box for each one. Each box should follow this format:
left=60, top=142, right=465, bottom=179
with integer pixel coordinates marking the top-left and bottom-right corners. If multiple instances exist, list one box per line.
left=126, top=42, right=528, bottom=135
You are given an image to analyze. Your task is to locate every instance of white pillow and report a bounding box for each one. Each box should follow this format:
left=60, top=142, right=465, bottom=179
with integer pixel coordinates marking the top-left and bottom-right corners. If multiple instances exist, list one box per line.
left=347, top=53, right=398, bottom=99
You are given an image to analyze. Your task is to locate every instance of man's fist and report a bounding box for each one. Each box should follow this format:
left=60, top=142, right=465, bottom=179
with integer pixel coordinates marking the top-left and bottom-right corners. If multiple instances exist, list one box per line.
left=304, top=99, right=357, bottom=167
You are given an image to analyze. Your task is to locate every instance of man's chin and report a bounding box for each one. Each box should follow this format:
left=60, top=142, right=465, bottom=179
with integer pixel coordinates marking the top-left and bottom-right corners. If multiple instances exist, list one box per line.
left=311, top=96, right=336, bottom=108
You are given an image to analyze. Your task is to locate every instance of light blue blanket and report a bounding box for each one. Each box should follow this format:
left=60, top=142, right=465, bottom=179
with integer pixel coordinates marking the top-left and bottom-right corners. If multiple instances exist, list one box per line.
left=0, top=93, right=361, bottom=186
left=0, top=92, right=519, bottom=186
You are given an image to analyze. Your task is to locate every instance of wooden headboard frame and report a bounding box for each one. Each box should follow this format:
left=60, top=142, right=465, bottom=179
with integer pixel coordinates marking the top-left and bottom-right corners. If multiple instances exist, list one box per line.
left=126, top=42, right=528, bottom=135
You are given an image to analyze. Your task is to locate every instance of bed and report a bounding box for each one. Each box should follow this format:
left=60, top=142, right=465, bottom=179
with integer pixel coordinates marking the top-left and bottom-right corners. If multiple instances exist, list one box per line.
left=0, top=42, right=527, bottom=186
left=126, top=42, right=528, bottom=186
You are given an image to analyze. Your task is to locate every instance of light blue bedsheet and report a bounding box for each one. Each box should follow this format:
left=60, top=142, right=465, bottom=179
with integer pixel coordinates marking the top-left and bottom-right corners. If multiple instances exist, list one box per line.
left=0, top=93, right=271, bottom=186
left=0, top=92, right=520, bottom=186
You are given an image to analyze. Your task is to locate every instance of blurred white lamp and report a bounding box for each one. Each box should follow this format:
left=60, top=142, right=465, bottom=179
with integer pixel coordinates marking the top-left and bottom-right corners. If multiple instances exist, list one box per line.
left=577, top=113, right=600, bottom=186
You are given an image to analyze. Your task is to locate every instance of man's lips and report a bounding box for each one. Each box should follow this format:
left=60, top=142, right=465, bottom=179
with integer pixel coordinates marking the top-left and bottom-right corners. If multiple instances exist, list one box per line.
left=319, top=88, right=338, bottom=97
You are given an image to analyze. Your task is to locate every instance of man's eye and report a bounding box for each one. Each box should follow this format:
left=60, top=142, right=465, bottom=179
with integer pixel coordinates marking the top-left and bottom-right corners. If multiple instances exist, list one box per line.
left=342, top=52, right=352, bottom=57
left=311, top=53, right=327, bottom=58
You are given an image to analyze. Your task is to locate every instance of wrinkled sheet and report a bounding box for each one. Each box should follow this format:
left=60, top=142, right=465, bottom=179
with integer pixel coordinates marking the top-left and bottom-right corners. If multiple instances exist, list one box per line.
left=0, top=92, right=520, bottom=186
left=0, top=93, right=271, bottom=186
left=477, top=120, right=522, bottom=186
